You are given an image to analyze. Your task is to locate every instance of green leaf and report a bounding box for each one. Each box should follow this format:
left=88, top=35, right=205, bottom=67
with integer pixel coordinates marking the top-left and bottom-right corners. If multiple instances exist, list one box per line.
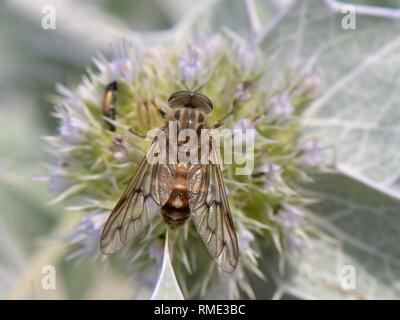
left=151, top=231, right=184, bottom=300
left=287, top=172, right=400, bottom=299
left=253, top=0, right=400, bottom=199
left=251, top=172, right=400, bottom=299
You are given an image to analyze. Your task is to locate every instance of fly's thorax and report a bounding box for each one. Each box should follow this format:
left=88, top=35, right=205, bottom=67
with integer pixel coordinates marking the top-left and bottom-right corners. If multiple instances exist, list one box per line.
left=165, top=107, right=210, bottom=133
left=160, top=108, right=212, bottom=165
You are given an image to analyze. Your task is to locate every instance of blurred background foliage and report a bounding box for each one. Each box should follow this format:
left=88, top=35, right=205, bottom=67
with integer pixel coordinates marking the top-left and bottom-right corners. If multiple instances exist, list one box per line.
left=1, top=0, right=400, bottom=299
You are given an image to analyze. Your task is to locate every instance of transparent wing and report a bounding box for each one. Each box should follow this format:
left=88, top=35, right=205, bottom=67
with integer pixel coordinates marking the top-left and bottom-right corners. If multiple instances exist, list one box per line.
left=100, top=141, right=174, bottom=255
left=187, top=142, right=238, bottom=273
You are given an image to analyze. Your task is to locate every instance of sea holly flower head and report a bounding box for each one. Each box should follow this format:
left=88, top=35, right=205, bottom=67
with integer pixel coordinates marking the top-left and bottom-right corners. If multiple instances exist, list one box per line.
left=44, top=26, right=324, bottom=299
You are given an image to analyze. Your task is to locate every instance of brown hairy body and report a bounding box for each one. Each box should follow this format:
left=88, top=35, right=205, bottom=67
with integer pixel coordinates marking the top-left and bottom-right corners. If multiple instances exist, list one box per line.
left=160, top=107, right=209, bottom=228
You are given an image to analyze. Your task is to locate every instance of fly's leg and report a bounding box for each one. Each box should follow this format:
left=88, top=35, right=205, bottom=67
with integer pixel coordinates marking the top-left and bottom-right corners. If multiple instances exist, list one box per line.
left=211, top=110, right=234, bottom=129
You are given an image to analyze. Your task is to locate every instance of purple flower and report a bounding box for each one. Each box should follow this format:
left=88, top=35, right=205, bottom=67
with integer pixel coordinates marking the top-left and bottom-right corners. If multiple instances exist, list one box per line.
left=297, top=139, right=324, bottom=167
left=58, top=108, right=88, bottom=144
left=275, top=204, right=304, bottom=230
left=235, top=119, right=254, bottom=130
left=66, top=212, right=108, bottom=262
left=268, top=93, right=294, bottom=120
left=233, top=82, right=253, bottom=103
left=96, top=40, right=138, bottom=84
left=261, top=163, right=283, bottom=189
left=178, top=34, right=223, bottom=88
left=56, top=84, right=86, bottom=112
left=238, top=227, right=255, bottom=252
left=297, top=68, right=320, bottom=94
left=76, top=78, right=100, bottom=105
left=234, top=41, right=261, bottom=76
left=178, top=49, right=202, bottom=88
left=192, top=34, right=223, bottom=65
left=263, top=163, right=282, bottom=181
left=48, top=164, right=73, bottom=193
left=110, top=134, right=136, bottom=163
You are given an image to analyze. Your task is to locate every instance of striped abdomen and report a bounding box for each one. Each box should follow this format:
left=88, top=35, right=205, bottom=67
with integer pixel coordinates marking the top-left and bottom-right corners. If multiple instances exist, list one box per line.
left=161, top=164, right=190, bottom=228
left=160, top=107, right=210, bottom=228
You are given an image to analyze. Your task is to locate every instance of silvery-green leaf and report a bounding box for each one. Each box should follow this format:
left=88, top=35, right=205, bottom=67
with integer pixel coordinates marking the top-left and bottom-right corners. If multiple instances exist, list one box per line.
left=285, top=172, right=400, bottom=299
left=252, top=0, right=400, bottom=198
left=151, top=232, right=184, bottom=300
left=252, top=0, right=400, bottom=298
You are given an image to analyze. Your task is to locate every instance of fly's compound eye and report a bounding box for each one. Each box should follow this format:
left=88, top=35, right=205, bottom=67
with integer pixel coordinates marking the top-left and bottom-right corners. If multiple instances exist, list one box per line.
left=168, top=90, right=213, bottom=113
